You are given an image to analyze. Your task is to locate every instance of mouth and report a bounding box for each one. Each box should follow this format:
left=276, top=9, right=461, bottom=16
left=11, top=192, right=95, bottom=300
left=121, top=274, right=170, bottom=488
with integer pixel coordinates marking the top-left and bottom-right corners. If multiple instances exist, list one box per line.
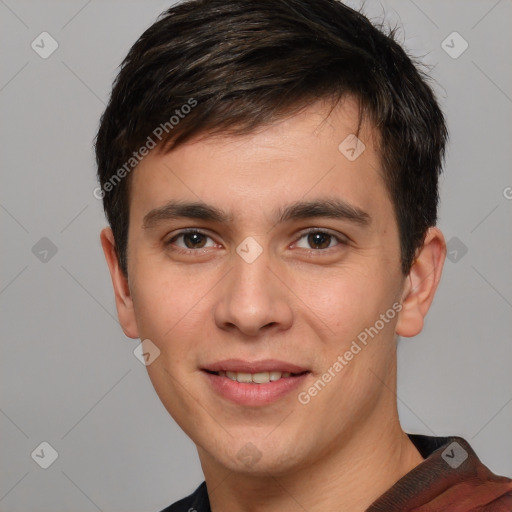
left=202, top=369, right=309, bottom=384
left=201, top=359, right=311, bottom=405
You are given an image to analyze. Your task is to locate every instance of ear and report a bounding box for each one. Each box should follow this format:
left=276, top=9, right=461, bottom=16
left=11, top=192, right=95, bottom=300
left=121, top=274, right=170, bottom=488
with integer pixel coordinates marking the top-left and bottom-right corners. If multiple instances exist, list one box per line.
left=396, top=227, right=446, bottom=338
left=100, top=227, right=139, bottom=339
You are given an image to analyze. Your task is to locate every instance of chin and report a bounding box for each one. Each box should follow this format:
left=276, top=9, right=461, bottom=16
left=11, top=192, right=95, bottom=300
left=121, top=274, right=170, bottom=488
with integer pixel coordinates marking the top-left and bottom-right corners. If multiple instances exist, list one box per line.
left=226, top=453, right=300, bottom=476
left=202, top=434, right=308, bottom=476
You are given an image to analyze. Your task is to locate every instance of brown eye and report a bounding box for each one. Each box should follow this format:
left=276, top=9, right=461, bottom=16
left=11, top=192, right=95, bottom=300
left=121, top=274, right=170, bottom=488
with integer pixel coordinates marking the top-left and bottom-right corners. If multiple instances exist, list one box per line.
left=294, top=229, right=347, bottom=251
left=182, top=232, right=207, bottom=249
left=307, top=232, right=332, bottom=249
left=166, top=230, right=216, bottom=251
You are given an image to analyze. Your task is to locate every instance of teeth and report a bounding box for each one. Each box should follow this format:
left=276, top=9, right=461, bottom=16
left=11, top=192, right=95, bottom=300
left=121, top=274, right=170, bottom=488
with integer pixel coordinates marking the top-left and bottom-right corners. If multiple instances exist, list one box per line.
left=218, top=370, right=297, bottom=384
left=235, top=372, right=253, bottom=383
left=269, top=371, right=282, bottom=381
left=252, top=372, right=270, bottom=384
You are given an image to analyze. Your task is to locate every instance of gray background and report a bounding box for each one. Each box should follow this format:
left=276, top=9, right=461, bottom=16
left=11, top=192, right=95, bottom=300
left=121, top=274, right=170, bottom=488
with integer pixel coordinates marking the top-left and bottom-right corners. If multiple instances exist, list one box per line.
left=1, top=1, right=511, bottom=511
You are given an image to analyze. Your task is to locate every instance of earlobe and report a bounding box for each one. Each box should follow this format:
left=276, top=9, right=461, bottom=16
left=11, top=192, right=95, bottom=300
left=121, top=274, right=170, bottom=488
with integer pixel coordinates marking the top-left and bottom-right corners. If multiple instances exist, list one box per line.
left=396, top=227, right=446, bottom=338
left=100, top=227, right=140, bottom=339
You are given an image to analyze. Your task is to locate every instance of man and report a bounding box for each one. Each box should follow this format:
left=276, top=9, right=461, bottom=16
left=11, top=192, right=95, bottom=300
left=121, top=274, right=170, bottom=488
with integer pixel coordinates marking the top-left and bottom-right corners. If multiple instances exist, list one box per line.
left=95, top=0, right=512, bottom=510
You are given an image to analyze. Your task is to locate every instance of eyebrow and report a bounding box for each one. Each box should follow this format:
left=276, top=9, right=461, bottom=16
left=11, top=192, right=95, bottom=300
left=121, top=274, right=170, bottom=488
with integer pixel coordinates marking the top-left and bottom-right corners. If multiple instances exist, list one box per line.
left=142, top=198, right=371, bottom=229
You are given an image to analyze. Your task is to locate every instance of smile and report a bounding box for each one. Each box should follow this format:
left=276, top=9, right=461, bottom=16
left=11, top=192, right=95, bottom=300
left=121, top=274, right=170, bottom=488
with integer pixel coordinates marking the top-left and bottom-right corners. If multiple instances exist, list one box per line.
left=201, top=360, right=311, bottom=405
left=206, top=370, right=307, bottom=384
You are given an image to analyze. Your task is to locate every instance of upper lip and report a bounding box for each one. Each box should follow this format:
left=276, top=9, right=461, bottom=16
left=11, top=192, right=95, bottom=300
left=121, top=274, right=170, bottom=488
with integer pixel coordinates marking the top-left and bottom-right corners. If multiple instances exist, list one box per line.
left=202, top=359, right=309, bottom=374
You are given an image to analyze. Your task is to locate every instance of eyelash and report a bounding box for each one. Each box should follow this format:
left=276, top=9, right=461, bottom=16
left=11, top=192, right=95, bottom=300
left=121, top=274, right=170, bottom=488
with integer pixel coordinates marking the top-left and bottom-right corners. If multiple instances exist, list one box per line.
left=165, top=228, right=348, bottom=254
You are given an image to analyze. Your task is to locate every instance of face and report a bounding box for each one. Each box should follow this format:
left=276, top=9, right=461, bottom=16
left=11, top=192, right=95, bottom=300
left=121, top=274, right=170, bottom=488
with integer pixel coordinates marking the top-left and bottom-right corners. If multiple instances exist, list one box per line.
left=111, top=98, right=413, bottom=475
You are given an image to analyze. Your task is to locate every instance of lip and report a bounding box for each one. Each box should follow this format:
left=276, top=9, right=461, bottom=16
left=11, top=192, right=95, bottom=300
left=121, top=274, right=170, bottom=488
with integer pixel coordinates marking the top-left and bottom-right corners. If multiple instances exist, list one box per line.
left=202, top=370, right=310, bottom=406
left=202, top=358, right=309, bottom=374
left=201, top=359, right=311, bottom=406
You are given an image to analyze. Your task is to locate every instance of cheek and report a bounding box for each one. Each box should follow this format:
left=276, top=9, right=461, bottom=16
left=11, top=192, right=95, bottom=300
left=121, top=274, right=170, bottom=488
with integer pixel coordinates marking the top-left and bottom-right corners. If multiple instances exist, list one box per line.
left=294, top=264, right=400, bottom=389
left=288, top=264, right=387, bottom=338
left=129, top=263, right=210, bottom=351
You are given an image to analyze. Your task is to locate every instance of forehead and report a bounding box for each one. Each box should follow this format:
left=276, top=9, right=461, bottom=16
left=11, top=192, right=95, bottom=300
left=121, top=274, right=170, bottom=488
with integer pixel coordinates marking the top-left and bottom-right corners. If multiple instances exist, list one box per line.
left=128, top=97, right=390, bottom=228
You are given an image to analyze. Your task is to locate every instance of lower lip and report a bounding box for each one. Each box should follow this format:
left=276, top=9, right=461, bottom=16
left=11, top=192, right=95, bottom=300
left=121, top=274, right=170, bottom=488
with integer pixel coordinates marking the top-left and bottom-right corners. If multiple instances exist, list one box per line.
left=202, top=371, right=310, bottom=406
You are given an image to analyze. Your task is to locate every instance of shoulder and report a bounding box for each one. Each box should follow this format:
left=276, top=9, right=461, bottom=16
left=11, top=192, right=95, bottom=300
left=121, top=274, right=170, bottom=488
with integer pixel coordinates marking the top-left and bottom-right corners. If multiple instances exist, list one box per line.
left=158, top=481, right=209, bottom=512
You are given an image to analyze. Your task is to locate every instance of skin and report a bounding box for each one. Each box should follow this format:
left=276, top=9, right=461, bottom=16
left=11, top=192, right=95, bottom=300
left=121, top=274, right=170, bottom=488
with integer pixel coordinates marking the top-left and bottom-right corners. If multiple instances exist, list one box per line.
left=101, top=97, right=446, bottom=512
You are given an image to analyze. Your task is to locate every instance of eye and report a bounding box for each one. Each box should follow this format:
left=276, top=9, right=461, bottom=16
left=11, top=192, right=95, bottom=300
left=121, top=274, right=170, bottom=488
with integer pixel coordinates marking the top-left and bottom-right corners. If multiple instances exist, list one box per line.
left=294, top=229, right=346, bottom=250
left=166, top=230, right=217, bottom=250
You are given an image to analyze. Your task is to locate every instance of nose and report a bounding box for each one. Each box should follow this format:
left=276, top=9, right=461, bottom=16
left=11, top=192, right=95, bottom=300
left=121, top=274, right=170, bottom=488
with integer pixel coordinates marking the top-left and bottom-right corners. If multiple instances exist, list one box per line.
left=213, top=248, right=294, bottom=337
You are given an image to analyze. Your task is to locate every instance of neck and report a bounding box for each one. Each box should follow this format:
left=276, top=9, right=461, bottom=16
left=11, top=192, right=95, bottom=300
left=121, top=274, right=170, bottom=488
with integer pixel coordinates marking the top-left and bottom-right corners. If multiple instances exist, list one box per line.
left=200, top=417, right=424, bottom=512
